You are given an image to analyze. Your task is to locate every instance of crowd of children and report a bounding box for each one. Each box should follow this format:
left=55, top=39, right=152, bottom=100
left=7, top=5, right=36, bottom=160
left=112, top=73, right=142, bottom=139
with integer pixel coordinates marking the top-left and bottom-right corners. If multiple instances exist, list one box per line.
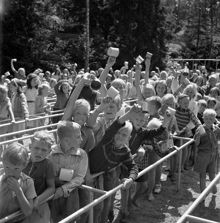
left=0, top=56, right=220, bottom=223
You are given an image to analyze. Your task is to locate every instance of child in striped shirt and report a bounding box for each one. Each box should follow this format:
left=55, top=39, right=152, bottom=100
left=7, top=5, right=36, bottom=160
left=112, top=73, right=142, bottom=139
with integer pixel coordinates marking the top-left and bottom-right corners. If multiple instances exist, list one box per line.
left=175, top=94, right=201, bottom=170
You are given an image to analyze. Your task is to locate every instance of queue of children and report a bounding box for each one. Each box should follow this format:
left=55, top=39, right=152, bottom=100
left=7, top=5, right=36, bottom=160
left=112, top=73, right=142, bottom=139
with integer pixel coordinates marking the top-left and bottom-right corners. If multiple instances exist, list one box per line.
left=0, top=53, right=220, bottom=223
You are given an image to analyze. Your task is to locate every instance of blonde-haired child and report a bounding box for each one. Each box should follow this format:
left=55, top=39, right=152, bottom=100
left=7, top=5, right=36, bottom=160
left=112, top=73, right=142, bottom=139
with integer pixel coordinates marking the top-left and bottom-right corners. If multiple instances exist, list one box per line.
left=23, top=130, right=55, bottom=223
left=0, top=142, right=36, bottom=221
left=194, top=109, right=220, bottom=196
left=49, top=121, right=88, bottom=222
left=35, top=84, right=51, bottom=127
left=62, top=77, right=95, bottom=223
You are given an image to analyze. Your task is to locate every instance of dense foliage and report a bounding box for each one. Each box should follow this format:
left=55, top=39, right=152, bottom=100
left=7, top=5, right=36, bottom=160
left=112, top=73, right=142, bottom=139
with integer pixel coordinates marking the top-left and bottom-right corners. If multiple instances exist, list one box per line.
left=162, top=0, right=220, bottom=61
left=2, top=0, right=167, bottom=72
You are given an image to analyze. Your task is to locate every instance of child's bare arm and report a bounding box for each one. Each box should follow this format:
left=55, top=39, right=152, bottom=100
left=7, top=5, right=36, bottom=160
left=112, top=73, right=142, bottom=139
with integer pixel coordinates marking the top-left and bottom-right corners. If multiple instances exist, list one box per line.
left=144, top=57, right=151, bottom=84
left=36, top=178, right=55, bottom=205
left=11, top=58, right=18, bottom=74
left=99, top=57, right=116, bottom=98
left=62, top=77, right=90, bottom=121
left=7, top=177, right=35, bottom=216
left=134, top=64, right=143, bottom=101
left=87, top=99, right=106, bottom=127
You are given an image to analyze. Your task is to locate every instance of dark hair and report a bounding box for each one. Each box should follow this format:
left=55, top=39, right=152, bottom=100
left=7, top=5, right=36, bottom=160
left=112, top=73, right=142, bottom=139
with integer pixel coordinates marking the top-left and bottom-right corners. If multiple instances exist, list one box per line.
left=27, top=73, right=38, bottom=89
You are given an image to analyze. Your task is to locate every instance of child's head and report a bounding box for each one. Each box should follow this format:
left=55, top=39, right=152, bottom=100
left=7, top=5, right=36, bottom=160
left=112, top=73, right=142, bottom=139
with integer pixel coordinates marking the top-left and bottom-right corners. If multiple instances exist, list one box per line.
left=209, top=75, right=217, bottom=87
left=162, top=93, right=176, bottom=109
left=131, top=110, right=146, bottom=130
left=209, top=87, right=220, bottom=99
left=30, top=130, right=54, bottom=162
left=18, top=68, right=26, bottom=79
left=177, top=94, right=190, bottom=109
left=0, top=84, right=8, bottom=102
left=111, top=78, right=126, bottom=100
left=114, top=121, right=132, bottom=148
left=183, top=84, right=197, bottom=100
left=27, top=73, right=39, bottom=89
left=60, top=81, right=70, bottom=94
left=147, top=96, right=162, bottom=115
left=160, top=71, right=168, bottom=80
left=207, top=97, right=217, bottom=109
left=50, top=78, right=57, bottom=89
left=72, top=99, right=90, bottom=126
left=38, top=83, right=50, bottom=97
left=57, top=121, right=82, bottom=151
left=198, top=99, right=207, bottom=114
left=203, top=109, right=216, bottom=127
left=155, top=80, right=167, bottom=98
left=195, top=76, right=204, bottom=86
left=141, top=84, right=155, bottom=99
left=103, top=96, right=121, bottom=120
left=2, top=143, right=29, bottom=178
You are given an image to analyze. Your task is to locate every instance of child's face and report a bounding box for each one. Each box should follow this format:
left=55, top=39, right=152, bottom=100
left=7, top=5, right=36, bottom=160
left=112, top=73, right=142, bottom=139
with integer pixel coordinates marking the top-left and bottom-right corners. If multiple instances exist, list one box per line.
left=148, top=102, right=157, bottom=116
left=156, top=83, right=166, bottom=97
left=30, top=140, right=51, bottom=162
left=132, top=113, right=145, bottom=130
left=104, top=102, right=118, bottom=120
left=73, top=106, right=89, bottom=126
left=3, top=160, right=25, bottom=179
left=198, top=104, right=206, bottom=113
left=114, top=128, right=131, bottom=148
left=164, top=98, right=175, bottom=109
left=142, top=87, right=154, bottom=99
left=186, top=88, right=195, bottom=99
left=62, top=84, right=69, bottom=94
left=179, top=97, right=189, bottom=109
left=207, top=101, right=216, bottom=109
left=210, top=91, right=218, bottom=99
left=31, top=77, right=39, bottom=87
left=203, top=114, right=216, bottom=127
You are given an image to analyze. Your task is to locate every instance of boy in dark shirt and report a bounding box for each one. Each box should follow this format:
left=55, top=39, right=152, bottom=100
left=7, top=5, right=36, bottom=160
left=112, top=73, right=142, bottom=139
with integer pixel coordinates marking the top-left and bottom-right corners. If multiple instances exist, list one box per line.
left=89, top=104, right=170, bottom=222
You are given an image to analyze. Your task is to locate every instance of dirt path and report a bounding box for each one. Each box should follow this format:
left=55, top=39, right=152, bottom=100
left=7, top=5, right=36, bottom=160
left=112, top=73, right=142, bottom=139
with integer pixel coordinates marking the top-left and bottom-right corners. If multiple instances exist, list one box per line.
left=114, top=170, right=220, bottom=223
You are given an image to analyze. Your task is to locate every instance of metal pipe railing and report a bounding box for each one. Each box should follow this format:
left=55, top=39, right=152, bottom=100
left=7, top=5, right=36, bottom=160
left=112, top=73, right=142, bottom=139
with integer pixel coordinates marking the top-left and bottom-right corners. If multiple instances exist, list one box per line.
left=0, top=123, right=58, bottom=139
left=177, top=172, right=220, bottom=223
left=0, top=112, right=63, bottom=128
left=185, top=215, right=220, bottom=223
left=0, top=129, right=57, bottom=146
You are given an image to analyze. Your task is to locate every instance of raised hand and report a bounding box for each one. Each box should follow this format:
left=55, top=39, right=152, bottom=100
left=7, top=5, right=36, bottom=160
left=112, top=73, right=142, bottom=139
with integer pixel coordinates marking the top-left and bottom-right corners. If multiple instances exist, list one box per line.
left=106, top=56, right=116, bottom=68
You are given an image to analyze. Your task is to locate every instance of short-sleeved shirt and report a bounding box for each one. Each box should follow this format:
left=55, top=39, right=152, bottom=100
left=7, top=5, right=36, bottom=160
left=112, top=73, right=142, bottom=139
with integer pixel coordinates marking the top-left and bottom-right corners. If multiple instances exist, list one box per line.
left=23, top=158, right=55, bottom=196
left=0, top=169, right=36, bottom=219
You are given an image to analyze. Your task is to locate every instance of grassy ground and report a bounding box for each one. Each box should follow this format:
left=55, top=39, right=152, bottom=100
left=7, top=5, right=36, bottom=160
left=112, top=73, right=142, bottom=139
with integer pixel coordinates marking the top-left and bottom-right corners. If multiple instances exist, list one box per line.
left=114, top=170, right=220, bottom=223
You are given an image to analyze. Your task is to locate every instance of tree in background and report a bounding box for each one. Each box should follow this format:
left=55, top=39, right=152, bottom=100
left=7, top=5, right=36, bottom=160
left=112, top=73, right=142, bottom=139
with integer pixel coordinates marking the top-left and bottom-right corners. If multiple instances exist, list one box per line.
left=2, top=0, right=168, bottom=72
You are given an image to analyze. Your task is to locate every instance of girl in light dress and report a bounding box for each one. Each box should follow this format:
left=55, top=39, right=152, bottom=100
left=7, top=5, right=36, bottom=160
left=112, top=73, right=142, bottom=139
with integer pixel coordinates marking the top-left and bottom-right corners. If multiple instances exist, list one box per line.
left=35, top=83, right=51, bottom=127
left=24, top=73, right=39, bottom=127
